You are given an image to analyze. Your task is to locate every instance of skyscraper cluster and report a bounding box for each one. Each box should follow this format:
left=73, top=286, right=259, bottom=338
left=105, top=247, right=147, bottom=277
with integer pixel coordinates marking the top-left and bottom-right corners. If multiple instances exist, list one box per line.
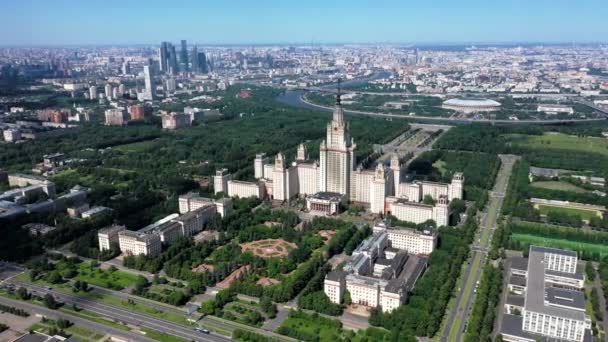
left=158, top=40, right=207, bottom=75
left=159, top=41, right=179, bottom=74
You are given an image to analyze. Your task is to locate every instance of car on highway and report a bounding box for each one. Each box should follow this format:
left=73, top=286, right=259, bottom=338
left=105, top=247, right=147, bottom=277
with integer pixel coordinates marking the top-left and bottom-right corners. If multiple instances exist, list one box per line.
left=194, top=328, right=210, bottom=334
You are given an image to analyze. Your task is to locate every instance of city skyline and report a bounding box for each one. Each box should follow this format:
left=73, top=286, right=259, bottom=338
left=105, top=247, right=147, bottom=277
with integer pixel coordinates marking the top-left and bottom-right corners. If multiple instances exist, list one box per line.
left=2, top=0, right=608, bottom=46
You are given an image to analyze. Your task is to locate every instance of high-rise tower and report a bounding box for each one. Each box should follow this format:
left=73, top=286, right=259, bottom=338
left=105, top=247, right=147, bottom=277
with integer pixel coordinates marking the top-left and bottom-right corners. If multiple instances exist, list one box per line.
left=159, top=42, right=169, bottom=73
left=180, top=40, right=189, bottom=72
left=143, top=65, right=155, bottom=100
left=319, top=81, right=356, bottom=196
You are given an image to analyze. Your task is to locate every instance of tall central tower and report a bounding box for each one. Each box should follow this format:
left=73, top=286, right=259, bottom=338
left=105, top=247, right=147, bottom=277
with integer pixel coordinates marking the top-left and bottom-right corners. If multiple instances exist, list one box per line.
left=319, top=83, right=356, bottom=196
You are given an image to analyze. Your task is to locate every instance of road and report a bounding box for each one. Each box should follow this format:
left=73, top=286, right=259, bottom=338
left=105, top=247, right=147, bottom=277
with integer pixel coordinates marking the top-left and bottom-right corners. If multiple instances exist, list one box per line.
left=5, top=281, right=232, bottom=342
left=0, top=296, right=156, bottom=342
left=441, top=155, right=517, bottom=342
left=291, top=92, right=607, bottom=125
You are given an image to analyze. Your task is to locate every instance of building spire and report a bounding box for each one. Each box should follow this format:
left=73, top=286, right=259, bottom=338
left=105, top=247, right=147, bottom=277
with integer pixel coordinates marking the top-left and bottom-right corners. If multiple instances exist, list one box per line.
left=336, top=78, right=342, bottom=106
left=332, top=78, right=345, bottom=124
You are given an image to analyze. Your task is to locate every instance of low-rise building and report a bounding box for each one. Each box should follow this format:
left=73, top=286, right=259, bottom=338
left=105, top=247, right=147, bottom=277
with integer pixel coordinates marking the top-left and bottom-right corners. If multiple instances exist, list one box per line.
left=81, top=206, right=113, bottom=219
left=306, top=191, right=344, bottom=215
left=537, top=104, right=574, bottom=114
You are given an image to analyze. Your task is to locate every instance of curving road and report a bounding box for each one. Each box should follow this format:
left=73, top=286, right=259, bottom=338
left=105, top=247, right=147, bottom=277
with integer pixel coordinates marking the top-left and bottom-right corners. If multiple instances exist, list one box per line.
left=292, top=93, right=608, bottom=125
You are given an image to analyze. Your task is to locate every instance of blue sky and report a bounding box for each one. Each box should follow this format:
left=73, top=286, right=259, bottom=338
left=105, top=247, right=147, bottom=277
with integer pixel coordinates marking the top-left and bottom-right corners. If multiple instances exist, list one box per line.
left=1, top=0, right=607, bottom=45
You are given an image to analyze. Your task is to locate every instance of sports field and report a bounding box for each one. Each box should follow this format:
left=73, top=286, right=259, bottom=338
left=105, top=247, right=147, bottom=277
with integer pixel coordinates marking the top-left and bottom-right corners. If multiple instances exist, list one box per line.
left=507, top=132, right=608, bottom=156
left=511, top=233, right=608, bottom=258
left=537, top=204, right=600, bottom=221
left=530, top=181, right=587, bottom=193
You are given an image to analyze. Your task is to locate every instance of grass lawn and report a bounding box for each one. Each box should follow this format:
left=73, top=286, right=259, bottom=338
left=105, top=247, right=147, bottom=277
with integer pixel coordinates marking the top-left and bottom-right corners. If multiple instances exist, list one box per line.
left=537, top=205, right=600, bottom=221
left=141, top=328, right=190, bottom=342
left=75, top=262, right=139, bottom=290
left=433, top=159, right=448, bottom=176
left=530, top=181, right=588, bottom=193
left=15, top=271, right=189, bottom=326
left=74, top=291, right=191, bottom=326
left=511, top=233, right=608, bottom=258
left=508, top=132, right=608, bottom=157
left=277, top=313, right=342, bottom=342
left=60, top=307, right=132, bottom=331
left=65, top=325, right=106, bottom=341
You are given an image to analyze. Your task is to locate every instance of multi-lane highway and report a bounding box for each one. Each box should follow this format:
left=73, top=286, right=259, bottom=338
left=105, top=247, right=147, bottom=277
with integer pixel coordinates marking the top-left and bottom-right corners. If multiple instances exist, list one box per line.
left=0, top=295, right=156, bottom=342
left=293, top=93, right=607, bottom=124
left=4, top=280, right=232, bottom=342
left=441, top=155, right=517, bottom=342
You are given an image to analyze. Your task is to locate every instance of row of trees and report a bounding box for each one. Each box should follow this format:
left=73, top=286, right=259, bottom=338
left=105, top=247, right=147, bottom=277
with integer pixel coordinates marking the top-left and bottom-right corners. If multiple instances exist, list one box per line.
left=0, top=303, right=29, bottom=317
left=598, top=260, right=608, bottom=321
left=502, top=221, right=608, bottom=261
left=233, top=329, right=281, bottom=342
left=407, top=150, right=501, bottom=204
left=297, top=264, right=343, bottom=316
left=368, top=207, right=480, bottom=339
left=464, top=264, right=503, bottom=342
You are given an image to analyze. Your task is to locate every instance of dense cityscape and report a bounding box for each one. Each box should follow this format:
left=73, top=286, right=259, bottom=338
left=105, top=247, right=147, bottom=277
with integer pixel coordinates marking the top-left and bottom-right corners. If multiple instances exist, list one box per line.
left=1, top=2, right=608, bottom=342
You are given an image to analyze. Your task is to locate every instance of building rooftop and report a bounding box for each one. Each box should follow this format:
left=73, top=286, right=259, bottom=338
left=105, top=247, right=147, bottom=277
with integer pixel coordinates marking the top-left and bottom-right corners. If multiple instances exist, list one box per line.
left=509, top=275, right=527, bottom=287
left=501, top=314, right=592, bottom=342
left=443, top=98, right=501, bottom=107
left=546, top=287, right=586, bottom=311
left=309, top=191, right=344, bottom=201
left=326, top=270, right=348, bottom=282
left=530, top=245, right=577, bottom=258
left=524, top=247, right=586, bottom=321
left=506, top=294, right=525, bottom=307
left=510, top=256, right=528, bottom=272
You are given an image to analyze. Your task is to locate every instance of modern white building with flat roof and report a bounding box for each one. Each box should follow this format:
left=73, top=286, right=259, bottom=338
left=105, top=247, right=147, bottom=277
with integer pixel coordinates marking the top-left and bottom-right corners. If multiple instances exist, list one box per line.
left=500, top=246, right=591, bottom=342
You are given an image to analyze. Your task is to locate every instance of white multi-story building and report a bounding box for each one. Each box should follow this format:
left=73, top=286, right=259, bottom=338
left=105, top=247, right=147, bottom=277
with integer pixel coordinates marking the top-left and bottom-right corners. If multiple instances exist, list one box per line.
left=537, top=104, right=574, bottom=114
left=325, top=229, right=429, bottom=313
left=372, top=221, right=437, bottom=255
left=254, top=153, right=269, bottom=179
left=319, top=95, right=356, bottom=196
left=118, top=230, right=162, bottom=257
left=178, top=193, right=233, bottom=218
left=104, top=109, right=128, bottom=126
left=3, top=129, right=21, bottom=143
left=214, top=92, right=463, bottom=222
left=89, top=86, right=97, bottom=100
left=227, top=180, right=264, bottom=199
left=324, top=271, right=347, bottom=304
left=500, top=246, right=591, bottom=342
left=387, top=196, right=450, bottom=227
left=213, top=168, right=230, bottom=194
left=97, top=224, right=125, bottom=251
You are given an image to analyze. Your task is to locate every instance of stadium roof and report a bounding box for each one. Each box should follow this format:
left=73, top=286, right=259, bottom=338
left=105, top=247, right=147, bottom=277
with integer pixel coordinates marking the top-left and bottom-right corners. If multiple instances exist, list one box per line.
left=443, top=98, right=501, bottom=107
